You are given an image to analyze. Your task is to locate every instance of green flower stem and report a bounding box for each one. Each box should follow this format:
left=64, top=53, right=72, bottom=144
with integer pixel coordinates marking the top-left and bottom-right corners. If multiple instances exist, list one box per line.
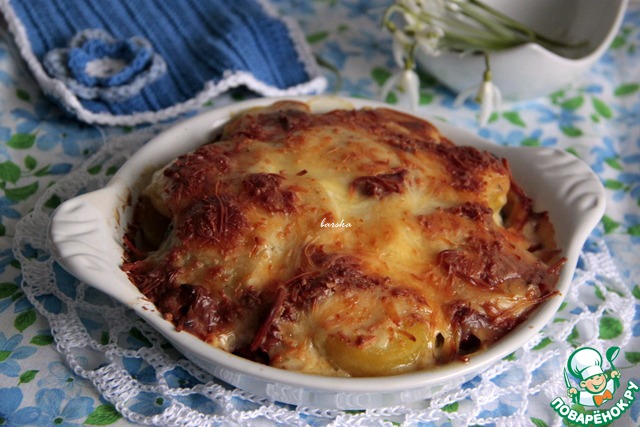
left=405, top=42, right=418, bottom=70
left=441, top=31, right=521, bottom=52
left=382, top=4, right=403, bottom=32
left=458, top=1, right=525, bottom=39
left=482, top=53, right=492, bottom=82
left=467, top=0, right=584, bottom=50
left=467, top=0, right=538, bottom=39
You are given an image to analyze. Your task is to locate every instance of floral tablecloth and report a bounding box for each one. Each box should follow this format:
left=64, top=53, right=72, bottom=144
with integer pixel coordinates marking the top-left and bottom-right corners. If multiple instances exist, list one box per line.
left=1, top=1, right=640, bottom=426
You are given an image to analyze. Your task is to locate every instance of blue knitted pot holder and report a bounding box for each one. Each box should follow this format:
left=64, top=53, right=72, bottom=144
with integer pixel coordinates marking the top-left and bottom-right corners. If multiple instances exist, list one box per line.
left=0, top=0, right=326, bottom=125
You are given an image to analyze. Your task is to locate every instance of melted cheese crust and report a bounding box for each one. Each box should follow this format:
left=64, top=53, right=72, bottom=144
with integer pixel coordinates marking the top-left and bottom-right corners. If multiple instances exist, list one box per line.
left=123, top=101, right=564, bottom=377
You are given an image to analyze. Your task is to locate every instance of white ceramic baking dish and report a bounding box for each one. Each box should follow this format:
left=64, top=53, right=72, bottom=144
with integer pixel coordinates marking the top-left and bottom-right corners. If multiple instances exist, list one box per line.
left=48, top=96, right=605, bottom=409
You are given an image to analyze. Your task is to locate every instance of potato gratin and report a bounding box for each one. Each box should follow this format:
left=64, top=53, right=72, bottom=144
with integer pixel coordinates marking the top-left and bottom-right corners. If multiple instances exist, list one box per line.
left=123, top=101, right=565, bottom=377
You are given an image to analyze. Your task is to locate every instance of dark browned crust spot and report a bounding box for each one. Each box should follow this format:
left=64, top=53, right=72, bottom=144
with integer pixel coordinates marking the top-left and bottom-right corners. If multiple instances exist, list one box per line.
left=176, top=195, right=247, bottom=251
left=429, top=144, right=504, bottom=192
left=241, top=173, right=297, bottom=213
left=351, top=169, right=408, bottom=199
left=162, top=144, right=230, bottom=210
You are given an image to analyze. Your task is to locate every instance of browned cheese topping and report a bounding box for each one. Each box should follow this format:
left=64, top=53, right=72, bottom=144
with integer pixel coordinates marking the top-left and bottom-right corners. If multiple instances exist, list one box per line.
left=122, top=101, right=565, bottom=377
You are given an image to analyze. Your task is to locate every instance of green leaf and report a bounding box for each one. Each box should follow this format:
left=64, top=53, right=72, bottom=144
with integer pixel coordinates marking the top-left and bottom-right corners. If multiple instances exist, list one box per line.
left=601, top=215, right=620, bottom=234
left=561, top=96, right=584, bottom=110
left=530, top=417, right=548, bottom=427
left=629, top=224, right=640, bottom=237
left=633, top=285, right=640, bottom=299
left=14, top=309, right=36, bottom=332
left=306, top=31, right=329, bottom=44
left=419, top=92, right=433, bottom=105
left=230, top=90, right=247, bottom=101
left=567, top=326, right=580, bottom=345
left=565, top=147, right=580, bottom=157
left=598, top=316, right=623, bottom=339
left=84, top=404, right=123, bottom=426
left=129, top=327, right=152, bottom=347
left=610, top=35, right=625, bottom=49
left=549, top=89, right=565, bottom=105
left=24, top=155, right=37, bottom=171
left=625, top=351, right=640, bottom=364
left=0, top=161, right=21, bottom=184
left=0, top=350, right=10, bottom=363
left=606, top=288, right=623, bottom=300
left=87, top=165, right=102, bottom=175
left=7, top=133, right=36, bottom=149
left=19, top=370, right=38, bottom=384
left=603, top=179, right=624, bottom=190
left=16, top=88, right=30, bottom=102
left=371, top=67, right=391, bottom=87
left=100, top=331, right=110, bottom=346
left=521, top=137, right=539, bottom=147
left=44, top=195, right=62, bottom=210
left=441, top=402, right=459, bottom=413
left=106, top=165, right=119, bottom=176
left=0, top=282, right=18, bottom=299
left=30, top=334, right=54, bottom=346
left=4, top=182, right=39, bottom=202
left=614, top=83, right=640, bottom=97
left=560, top=126, right=583, bottom=137
left=604, top=157, right=623, bottom=171
left=594, top=287, right=604, bottom=300
left=503, top=352, right=517, bottom=361
left=532, top=337, right=552, bottom=350
left=34, top=165, right=51, bottom=177
left=592, top=98, right=613, bottom=119
left=385, top=91, right=398, bottom=104
left=502, top=111, right=526, bottom=127
left=332, top=21, right=347, bottom=31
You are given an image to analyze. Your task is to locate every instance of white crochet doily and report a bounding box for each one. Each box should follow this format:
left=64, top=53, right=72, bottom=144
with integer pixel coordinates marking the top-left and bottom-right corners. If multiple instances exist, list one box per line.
left=13, top=129, right=636, bottom=427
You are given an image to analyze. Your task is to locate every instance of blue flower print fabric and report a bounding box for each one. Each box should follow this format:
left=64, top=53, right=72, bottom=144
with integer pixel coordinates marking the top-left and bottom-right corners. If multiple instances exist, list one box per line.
left=0, top=0, right=326, bottom=125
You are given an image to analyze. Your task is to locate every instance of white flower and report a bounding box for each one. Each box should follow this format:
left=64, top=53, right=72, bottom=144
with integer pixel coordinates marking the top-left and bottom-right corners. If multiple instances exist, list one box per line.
left=415, top=27, right=444, bottom=57
left=477, top=78, right=502, bottom=125
left=454, top=66, right=502, bottom=126
left=401, top=1, right=446, bottom=56
left=391, top=31, right=412, bottom=68
left=380, top=68, right=420, bottom=111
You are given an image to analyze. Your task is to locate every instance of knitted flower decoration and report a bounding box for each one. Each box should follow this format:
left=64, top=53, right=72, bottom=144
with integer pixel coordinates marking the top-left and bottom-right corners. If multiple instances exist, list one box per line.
left=44, top=29, right=167, bottom=103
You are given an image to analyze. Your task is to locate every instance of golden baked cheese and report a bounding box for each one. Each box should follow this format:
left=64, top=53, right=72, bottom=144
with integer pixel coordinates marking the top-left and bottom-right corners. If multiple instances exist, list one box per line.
left=123, top=100, right=565, bottom=377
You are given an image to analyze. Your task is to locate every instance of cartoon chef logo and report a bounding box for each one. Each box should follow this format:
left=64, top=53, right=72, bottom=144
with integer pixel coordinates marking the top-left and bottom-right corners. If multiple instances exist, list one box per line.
left=565, top=346, right=621, bottom=407
left=551, top=345, right=638, bottom=425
